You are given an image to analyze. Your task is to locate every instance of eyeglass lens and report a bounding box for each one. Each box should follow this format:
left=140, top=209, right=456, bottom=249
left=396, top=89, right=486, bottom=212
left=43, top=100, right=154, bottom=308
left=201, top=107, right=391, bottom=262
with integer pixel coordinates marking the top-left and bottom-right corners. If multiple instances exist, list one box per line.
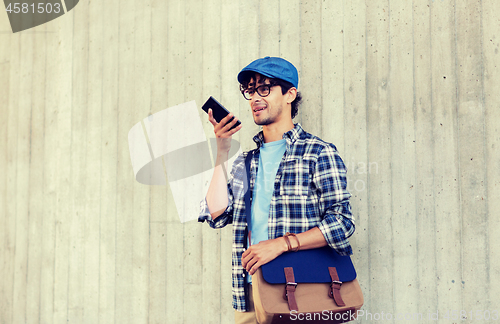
left=243, top=84, right=271, bottom=100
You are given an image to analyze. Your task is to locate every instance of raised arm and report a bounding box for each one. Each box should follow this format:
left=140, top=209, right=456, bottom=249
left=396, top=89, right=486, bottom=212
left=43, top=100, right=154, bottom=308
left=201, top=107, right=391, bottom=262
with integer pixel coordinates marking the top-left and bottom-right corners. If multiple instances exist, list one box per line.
left=205, top=109, right=242, bottom=219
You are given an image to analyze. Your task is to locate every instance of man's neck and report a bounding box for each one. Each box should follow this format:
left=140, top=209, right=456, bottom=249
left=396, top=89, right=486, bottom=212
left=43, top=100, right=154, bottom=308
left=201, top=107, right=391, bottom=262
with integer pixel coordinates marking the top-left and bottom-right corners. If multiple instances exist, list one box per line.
left=262, top=120, right=295, bottom=143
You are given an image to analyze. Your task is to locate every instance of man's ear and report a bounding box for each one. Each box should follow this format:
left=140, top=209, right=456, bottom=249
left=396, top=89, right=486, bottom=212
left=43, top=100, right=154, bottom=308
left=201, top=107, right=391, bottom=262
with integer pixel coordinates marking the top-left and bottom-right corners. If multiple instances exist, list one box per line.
left=287, top=88, right=297, bottom=104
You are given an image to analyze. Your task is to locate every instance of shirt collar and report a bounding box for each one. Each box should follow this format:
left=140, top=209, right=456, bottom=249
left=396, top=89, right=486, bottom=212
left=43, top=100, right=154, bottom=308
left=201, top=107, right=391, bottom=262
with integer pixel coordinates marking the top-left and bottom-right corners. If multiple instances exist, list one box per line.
left=252, top=123, right=304, bottom=149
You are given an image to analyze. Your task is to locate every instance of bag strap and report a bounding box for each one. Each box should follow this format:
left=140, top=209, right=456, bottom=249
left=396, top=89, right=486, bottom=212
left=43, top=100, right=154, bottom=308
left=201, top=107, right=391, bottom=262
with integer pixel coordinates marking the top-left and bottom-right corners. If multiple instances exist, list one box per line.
left=242, top=151, right=254, bottom=311
left=328, top=267, right=346, bottom=307
left=243, top=151, right=253, bottom=249
left=244, top=151, right=253, bottom=230
left=283, top=267, right=298, bottom=311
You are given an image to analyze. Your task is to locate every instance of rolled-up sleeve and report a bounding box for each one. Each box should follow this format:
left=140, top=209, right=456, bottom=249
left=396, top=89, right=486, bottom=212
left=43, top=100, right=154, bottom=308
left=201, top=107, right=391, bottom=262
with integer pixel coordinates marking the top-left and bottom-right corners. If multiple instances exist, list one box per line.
left=313, top=144, right=355, bottom=255
left=198, top=152, right=246, bottom=229
left=198, top=185, right=234, bottom=229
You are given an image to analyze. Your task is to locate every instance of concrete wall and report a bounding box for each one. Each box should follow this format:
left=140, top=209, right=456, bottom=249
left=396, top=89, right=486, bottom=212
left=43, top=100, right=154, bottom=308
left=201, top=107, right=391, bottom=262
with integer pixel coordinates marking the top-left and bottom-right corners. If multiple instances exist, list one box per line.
left=1, top=0, right=499, bottom=323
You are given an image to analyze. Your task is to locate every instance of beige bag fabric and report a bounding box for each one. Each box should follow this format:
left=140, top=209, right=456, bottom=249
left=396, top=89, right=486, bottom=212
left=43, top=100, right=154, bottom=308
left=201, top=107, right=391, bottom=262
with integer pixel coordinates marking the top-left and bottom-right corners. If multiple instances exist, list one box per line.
left=252, top=268, right=363, bottom=324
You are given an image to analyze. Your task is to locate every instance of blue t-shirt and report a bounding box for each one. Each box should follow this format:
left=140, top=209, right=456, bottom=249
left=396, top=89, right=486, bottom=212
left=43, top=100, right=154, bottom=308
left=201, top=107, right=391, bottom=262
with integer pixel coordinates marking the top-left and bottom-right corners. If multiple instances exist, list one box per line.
left=247, top=139, right=286, bottom=283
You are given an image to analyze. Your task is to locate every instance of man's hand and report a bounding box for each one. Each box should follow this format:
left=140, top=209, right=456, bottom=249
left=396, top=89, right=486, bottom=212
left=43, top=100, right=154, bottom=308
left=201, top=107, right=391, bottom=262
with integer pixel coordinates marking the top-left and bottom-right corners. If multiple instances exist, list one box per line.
left=241, top=237, right=288, bottom=275
left=208, top=108, right=242, bottom=155
left=242, top=228, right=328, bottom=274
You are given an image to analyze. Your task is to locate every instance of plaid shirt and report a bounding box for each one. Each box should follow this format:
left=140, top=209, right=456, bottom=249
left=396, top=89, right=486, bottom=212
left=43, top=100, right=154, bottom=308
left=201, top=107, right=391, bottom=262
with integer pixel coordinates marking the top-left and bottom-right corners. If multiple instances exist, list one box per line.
left=198, top=123, right=355, bottom=312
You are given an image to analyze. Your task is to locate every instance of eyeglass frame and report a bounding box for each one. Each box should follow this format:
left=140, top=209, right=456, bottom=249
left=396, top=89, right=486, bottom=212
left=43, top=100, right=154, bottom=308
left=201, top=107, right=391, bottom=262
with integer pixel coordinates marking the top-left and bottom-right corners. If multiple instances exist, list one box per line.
left=240, top=81, right=279, bottom=100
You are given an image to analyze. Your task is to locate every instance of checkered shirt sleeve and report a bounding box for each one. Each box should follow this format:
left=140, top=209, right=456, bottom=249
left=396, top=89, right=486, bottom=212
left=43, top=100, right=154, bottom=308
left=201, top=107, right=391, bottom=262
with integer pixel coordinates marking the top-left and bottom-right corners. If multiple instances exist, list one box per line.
left=314, top=144, right=355, bottom=255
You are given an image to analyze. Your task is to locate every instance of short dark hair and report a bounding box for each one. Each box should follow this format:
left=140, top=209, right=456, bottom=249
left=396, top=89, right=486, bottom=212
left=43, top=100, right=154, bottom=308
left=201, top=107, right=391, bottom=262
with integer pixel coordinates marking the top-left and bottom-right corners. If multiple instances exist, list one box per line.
left=239, top=74, right=302, bottom=119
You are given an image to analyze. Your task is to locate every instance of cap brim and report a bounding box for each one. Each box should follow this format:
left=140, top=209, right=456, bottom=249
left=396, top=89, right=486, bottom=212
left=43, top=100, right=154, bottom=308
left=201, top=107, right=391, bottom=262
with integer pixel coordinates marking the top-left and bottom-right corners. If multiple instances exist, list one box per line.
left=237, top=69, right=276, bottom=84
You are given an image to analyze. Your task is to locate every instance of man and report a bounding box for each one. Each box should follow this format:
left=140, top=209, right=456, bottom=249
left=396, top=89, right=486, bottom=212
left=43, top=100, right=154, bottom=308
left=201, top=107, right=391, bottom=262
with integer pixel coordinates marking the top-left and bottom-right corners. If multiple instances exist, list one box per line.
left=198, top=56, right=355, bottom=324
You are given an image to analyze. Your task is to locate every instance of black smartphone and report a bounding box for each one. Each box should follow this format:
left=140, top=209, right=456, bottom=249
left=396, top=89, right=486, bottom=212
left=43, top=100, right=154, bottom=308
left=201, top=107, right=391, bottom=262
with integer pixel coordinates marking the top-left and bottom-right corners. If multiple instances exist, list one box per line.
left=201, top=96, right=241, bottom=130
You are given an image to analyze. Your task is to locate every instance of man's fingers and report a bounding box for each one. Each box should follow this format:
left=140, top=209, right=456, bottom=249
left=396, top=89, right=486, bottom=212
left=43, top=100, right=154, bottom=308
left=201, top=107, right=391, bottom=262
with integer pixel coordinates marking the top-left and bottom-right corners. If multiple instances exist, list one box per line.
left=216, top=117, right=240, bottom=138
left=208, top=109, right=218, bottom=126
left=242, top=248, right=255, bottom=269
left=219, top=113, right=239, bottom=128
left=224, top=123, right=242, bottom=137
left=245, top=257, right=259, bottom=272
left=227, top=124, right=242, bottom=136
left=210, top=111, right=240, bottom=138
left=249, top=264, right=260, bottom=275
left=220, top=112, right=235, bottom=124
left=249, top=259, right=262, bottom=275
left=220, top=115, right=239, bottom=133
left=241, top=249, right=251, bottom=268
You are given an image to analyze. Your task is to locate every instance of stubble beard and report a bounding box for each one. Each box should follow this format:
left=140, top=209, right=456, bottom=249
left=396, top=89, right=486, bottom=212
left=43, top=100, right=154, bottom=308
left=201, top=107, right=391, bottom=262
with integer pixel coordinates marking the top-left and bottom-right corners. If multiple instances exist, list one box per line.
left=254, top=116, right=272, bottom=126
left=253, top=104, right=283, bottom=126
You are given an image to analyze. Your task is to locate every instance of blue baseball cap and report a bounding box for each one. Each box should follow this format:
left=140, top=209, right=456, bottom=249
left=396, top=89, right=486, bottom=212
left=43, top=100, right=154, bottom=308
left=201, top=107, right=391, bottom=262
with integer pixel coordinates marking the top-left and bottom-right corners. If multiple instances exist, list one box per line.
left=237, top=56, right=299, bottom=88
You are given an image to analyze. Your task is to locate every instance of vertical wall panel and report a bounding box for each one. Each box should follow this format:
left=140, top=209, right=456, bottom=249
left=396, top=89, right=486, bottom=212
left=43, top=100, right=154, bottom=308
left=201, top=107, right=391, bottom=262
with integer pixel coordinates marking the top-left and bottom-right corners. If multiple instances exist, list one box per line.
left=365, top=0, right=394, bottom=316
left=389, top=1, right=418, bottom=318
left=343, top=0, right=369, bottom=316
left=164, top=0, right=186, bottom=323
left=132, top=0, right=152, bottom=322
left=39, top=21, right=58, bottom=324
left=83, top=1, right=103, bottom=322
left=483, top=0, right=500, bottom=312
left=279, top=0, right=301, bottom=137
left=115, top=0, right=136, bottom=322
left=279, top=0, right=301, bottom=82
left=456, top=0, right=489, bottom=313
left=25, top=18, right=46, bottom=324
left=52, top=11, right=74, bottom=323
left=220, top=0, right=241, bottom=322
left=98, top=0, right=119, bottom=322
left=148, top=224, right=167, bottom=324
left=300, top=0, right=322, bottom=133
left=0, top=31, right=10, bottom=324
left=184, top=0, right=208, bottom=321
left=259, top=0, right=280, bottom=57
left=148, top=0, right=170, bottom=321
left=201, top=1, right=222, bottom=322
left=3, top=20, right=19, bottom=324
left=431, top=0, right=462, bottom=315
left=149, top=0, right=170, bottom=228
left=11, top=28, right=34, bottom=324
left=67, top=1, right=89, bottom=322
left=239, top=1, right=260, bottom=150
left=184, top=0, right=205, bottom=323
left=413, top=0, right=438, bottom=316
left=321, top=0, right=344, bottom=151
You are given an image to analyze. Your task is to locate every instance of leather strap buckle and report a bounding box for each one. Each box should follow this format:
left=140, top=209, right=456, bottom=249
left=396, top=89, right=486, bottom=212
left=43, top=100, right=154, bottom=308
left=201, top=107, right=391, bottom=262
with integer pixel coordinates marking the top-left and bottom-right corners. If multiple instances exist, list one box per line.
left=285, top=281, right=297, bottom=298
left=283, top=267, right=299, bottom=311
left=329, top=280, right=342, bottom=298
left=328, top=267, right=346, bottom=307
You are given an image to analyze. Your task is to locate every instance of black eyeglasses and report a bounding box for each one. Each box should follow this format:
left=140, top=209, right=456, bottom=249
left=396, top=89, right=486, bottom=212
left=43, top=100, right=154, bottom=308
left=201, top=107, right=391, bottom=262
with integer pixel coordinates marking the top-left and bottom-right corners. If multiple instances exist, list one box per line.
left=241, top=83, right=277, bottom=100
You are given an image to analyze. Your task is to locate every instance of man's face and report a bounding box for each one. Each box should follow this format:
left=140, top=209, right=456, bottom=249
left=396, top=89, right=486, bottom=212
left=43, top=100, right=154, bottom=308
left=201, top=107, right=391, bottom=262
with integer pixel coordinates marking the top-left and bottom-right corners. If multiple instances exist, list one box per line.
left=246, top=74, right=289, bottom=126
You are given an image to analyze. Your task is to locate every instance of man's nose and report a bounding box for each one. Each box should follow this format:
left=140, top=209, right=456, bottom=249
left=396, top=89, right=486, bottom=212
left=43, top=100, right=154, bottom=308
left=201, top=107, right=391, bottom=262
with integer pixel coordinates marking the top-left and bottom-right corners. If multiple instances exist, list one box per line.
left=251, top=93, right=263, bottom=103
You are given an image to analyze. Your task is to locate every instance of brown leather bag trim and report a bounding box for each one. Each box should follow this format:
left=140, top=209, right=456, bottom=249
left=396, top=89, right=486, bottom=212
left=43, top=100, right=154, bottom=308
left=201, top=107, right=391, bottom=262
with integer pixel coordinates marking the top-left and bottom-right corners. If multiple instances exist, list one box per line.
left=328, top=267, right=346, bottom=307
left=283, top=267, right=298, bottom=311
